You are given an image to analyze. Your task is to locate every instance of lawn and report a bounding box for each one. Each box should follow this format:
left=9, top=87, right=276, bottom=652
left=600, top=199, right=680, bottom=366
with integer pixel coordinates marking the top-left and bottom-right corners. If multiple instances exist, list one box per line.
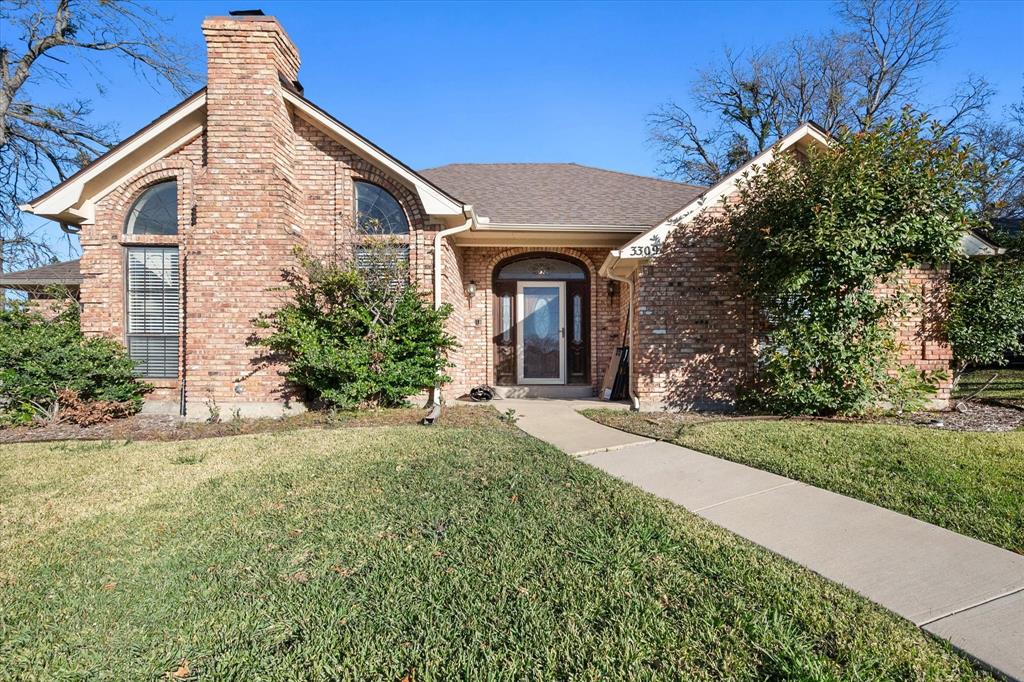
left=582, top=410, right=1024, bottom=554
left=0, top=409, right=984, bottom=680
left=953, top=368, right=1024, bottom=407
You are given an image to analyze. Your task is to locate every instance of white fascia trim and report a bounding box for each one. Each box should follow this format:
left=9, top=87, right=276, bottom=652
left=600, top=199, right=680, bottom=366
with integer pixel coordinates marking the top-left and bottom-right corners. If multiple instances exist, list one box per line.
left=477, top=222, right=648, bottom=232
left=20, top=93, right=207, bottom=221
left=614, top=123, right=833, bottom=262
left=283, top=90, right=464, bottom=217
left=961, top=231, right=1007, bottom=257
left=90, top=124, right=205, bottom=206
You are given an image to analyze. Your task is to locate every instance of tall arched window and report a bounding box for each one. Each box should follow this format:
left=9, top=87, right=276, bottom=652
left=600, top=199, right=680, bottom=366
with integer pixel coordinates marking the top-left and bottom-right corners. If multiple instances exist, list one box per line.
left=355, top=181, right=409, bottom=234
left=125, top=180, right=178, bottom=235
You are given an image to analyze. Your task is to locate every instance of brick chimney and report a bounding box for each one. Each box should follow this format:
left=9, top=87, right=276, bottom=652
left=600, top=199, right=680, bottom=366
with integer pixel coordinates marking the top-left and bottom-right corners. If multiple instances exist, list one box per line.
left=186, top=15, right=304, bottom=412
left=201, top=14, right=300, bottom=174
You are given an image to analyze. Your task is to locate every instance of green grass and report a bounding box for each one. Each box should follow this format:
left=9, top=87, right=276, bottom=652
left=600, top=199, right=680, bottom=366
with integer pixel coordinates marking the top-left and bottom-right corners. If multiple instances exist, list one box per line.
left=582, top=410, right=1024, bottom=554
left=953, top=368, right=1024, bottom=405
left=0, top=411, right=986, bottom=680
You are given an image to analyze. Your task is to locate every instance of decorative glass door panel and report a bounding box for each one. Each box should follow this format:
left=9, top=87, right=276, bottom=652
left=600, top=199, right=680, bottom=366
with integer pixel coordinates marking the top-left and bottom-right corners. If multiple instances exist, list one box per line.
left=517, top=282, right=565, bottom=384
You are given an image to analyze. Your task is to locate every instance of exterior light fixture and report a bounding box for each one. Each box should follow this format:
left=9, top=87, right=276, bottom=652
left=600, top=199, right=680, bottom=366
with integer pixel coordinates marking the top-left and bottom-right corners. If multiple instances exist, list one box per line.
left=466, top=281, right=477, bottom=299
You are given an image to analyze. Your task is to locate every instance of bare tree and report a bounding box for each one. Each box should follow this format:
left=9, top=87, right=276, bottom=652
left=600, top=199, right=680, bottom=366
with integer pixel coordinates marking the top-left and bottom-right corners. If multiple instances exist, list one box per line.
left=0, top=0, right=198, bottom=283
left=838, top=0, right=952, bottom=127
left=649, top=0, right=972, bottom=185
left=962, top=92, right=1024, bottom=222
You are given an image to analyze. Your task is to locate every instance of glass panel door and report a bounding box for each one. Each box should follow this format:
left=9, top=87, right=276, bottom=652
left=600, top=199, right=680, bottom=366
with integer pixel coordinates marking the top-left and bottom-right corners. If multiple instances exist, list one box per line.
left=517, top=282, right=565, bottom=384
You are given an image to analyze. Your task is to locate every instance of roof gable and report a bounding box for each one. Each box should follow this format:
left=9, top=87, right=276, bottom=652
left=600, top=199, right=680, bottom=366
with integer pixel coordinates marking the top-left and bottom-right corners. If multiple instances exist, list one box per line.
left=616, top=123, right=832, bottom=261
left=20, top=91, right=207, bottom=225
left=21, top=88, right=468, bottom=226
left=282, top=88, right=465, bottom=217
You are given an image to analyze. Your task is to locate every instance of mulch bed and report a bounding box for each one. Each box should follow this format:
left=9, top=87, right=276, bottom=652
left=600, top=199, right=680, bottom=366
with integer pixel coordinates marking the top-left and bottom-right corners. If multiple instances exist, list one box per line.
left=0, top=404, right=498, bottom=444
left=892, top=400, right=1024, bottom=433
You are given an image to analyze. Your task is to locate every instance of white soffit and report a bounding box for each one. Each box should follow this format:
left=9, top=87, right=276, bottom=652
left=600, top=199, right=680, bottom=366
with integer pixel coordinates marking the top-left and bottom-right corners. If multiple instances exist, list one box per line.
left=20, top=92, right=207, bottom=225
left=615, top=123, right=833, bottom=261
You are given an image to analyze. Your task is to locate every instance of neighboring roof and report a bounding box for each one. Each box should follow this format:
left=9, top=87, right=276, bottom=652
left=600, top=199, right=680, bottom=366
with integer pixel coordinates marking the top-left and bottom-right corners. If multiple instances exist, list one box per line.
left=0, top=259, right=82, bottom=288
left=420, top=163, right=705, bottom=227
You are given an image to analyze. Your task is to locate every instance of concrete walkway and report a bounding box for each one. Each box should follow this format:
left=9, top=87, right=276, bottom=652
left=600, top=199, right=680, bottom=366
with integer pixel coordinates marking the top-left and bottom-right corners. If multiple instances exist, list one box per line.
left=501, top=398, right=1024, bottom=680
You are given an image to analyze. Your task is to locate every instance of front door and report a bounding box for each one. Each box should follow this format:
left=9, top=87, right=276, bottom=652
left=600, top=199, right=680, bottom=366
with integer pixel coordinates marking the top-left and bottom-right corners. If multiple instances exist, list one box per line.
left=517, top=281, right=565, bottom=384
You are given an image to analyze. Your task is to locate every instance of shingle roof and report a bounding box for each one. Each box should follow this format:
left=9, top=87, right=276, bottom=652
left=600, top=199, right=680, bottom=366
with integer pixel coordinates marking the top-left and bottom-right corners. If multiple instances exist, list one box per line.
left=419, top=163, right=705, bottom=227
left=0, top=259, right=82, bottom=288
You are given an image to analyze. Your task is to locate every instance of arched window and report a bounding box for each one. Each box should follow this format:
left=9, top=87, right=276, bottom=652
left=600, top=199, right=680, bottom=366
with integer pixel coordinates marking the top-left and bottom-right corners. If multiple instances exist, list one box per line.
left=496, top=256, right=586, bottom=281
left=125, top=180, right=178, bottom=235
left=355, top=181, right=409, bottom=234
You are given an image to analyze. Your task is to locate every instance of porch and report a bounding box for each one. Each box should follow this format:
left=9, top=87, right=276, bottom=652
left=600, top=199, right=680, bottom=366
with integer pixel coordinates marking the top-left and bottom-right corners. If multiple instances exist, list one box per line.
left=441, top=244, right=629, bottom=399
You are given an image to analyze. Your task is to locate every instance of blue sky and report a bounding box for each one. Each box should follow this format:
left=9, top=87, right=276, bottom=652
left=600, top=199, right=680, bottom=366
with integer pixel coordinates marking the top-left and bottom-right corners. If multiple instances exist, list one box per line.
left=17, top=0, right=1024, bottom=259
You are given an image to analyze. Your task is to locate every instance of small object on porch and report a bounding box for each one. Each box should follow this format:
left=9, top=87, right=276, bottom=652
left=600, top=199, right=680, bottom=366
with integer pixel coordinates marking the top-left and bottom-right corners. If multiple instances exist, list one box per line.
left=469, top=385, right=495, bottom=402
left=600, top=348, right=622, bottom=400
left=610, top=346, right=631, bottom=400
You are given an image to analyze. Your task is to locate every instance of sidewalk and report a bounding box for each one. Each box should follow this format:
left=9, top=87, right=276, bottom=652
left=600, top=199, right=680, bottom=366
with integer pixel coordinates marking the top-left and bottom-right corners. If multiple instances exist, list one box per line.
left=501, top=398, right=1024, bottom=680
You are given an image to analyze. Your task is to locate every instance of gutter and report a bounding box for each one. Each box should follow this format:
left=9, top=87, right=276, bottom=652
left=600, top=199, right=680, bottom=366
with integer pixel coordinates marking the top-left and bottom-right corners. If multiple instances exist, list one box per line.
left=424, top=205, right=478, bottom=421
left=600, top=250, right=640, bottom=411
left=432, top=205, right=477, bottom=312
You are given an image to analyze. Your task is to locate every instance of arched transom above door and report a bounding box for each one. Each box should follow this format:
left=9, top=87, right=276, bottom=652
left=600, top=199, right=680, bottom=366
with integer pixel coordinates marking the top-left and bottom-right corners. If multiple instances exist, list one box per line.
left=492, top=253, right=590, bottom=387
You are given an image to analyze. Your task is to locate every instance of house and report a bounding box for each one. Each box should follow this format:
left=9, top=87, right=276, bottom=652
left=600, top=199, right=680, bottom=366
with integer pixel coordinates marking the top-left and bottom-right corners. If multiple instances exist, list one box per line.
left=14, top=13, right=997, bottom=417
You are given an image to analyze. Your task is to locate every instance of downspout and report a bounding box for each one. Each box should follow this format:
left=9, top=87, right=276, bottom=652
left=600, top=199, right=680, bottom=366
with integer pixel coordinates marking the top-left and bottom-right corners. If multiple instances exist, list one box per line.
left=423, top=206, right=476, bottom=422
left=603, top=250, right=640, bottom=411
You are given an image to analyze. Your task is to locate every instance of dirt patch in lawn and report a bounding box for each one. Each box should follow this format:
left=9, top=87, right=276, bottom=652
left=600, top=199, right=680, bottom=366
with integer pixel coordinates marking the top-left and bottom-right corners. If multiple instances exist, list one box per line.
left=0, top=404, right=497, bottom=444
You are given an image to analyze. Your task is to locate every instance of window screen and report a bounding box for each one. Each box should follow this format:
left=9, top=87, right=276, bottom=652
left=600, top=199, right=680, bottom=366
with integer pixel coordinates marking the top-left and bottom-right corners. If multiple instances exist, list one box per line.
left=126, top=247, right=180, bottom=378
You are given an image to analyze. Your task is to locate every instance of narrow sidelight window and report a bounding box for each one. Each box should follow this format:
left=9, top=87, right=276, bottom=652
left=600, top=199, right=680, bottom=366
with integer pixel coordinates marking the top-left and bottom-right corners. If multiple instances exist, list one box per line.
left=126, top=247, right=180, bottom=378
left=572, top=294, right=582, bottom=344
left=501, top=293, right=512, bottom=343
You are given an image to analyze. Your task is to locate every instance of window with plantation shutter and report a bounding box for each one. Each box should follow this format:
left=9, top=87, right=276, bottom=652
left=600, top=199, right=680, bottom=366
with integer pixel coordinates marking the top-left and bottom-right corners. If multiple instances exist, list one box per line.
left=126, top=247, right=180, bottom=378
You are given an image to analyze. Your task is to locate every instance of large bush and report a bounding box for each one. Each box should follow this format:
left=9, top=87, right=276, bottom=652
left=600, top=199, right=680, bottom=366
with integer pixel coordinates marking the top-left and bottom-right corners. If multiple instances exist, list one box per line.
left=0, top=296, right=151, bottom=425
left=947, top=226, right=1024, bottom=371
left=252, top=243, right=456, bottom=409
left=726, top=113, right=983, bottom=415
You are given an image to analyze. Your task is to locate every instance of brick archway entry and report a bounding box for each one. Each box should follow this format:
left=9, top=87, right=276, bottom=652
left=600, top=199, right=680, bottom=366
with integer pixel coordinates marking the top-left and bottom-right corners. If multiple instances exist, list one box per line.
left=491, top=252, right=592, bottom=387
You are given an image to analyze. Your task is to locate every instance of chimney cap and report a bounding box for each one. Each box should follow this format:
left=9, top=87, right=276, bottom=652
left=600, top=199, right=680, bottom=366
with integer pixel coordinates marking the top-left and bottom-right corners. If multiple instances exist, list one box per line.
left=228, top=9, right=265, bottom=16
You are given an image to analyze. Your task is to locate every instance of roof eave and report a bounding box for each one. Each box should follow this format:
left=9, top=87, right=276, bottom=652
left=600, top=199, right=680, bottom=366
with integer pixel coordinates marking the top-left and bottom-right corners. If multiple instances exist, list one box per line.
left=20, top=90, right=208, bottom=225
left=282, top=89, right=466, bottom=217
left=617, top=123, right=834, bottom=261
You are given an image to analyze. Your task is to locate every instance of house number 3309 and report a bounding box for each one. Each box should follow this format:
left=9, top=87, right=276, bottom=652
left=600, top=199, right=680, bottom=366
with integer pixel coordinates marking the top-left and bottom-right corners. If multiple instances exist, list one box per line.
left=628, top=244, right=661, bottom=257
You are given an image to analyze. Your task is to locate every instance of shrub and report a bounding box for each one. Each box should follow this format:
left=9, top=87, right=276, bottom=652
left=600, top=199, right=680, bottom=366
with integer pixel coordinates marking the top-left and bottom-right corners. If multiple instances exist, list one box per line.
left=252, top=243, right=456, bottom=409
left=0, top=295, right=151, bottom=425
left=55, top=389, right=137, bottom=426
left=727, top=112, right=982, bottom=415
left=947, top=226, right=1024, bottom=370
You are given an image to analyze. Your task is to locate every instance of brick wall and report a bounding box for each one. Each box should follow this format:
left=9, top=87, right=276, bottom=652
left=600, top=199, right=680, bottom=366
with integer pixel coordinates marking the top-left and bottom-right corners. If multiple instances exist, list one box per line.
left=80, top=15, right=459, bottom=415
left=884, top=265, right=955, bottom=404
left=631, top=207, right=954, bottom=410
left=631, top=208, right=754, bottom=410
